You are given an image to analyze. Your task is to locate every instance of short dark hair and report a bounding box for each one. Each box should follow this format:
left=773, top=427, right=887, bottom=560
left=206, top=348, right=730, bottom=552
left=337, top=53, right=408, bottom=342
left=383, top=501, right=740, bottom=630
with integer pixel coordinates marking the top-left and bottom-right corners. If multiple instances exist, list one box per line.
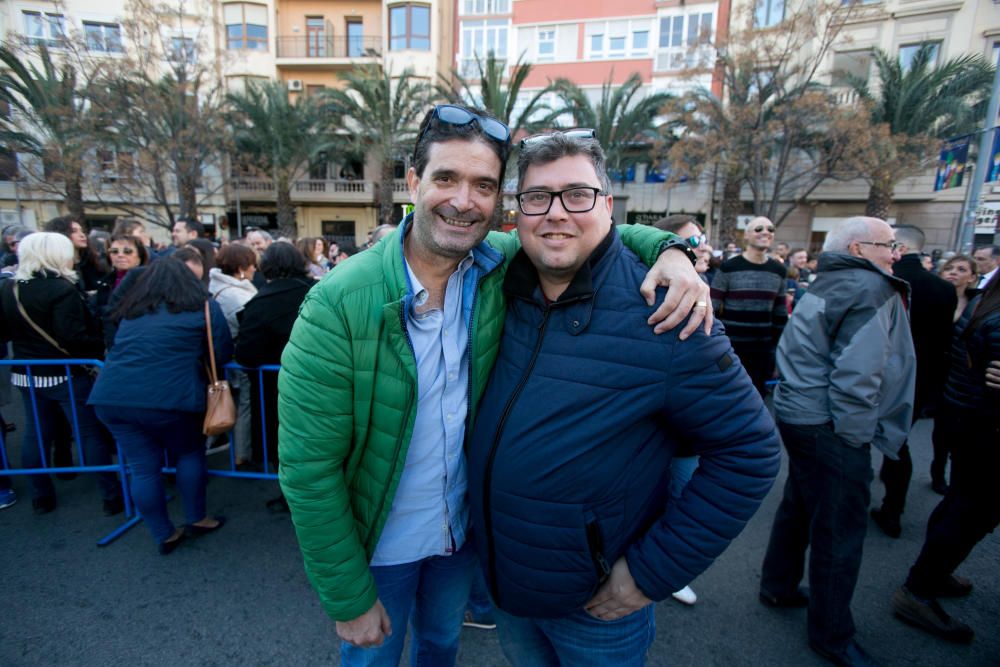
left=260, top=241, right=310, bottom=281
left=188, top=238, right=217, bottom=274
left=174, top=218, right=205, bottom=237
left=412, top=104, right=510, bottom=179
left=892, top=224, right=925, bottom=252
left=653, top=214, right=701, bottom=234
left=215, top=243, right=257, bottom=276
left=516, top=133, right=612, bottom=194
left=112, top=218, right=145, bottom=237
left=109, top=234, right=150, bottom=266
left=974, top=245, right=1000, bottom=258
left=113, top=257, right=208, bottom=321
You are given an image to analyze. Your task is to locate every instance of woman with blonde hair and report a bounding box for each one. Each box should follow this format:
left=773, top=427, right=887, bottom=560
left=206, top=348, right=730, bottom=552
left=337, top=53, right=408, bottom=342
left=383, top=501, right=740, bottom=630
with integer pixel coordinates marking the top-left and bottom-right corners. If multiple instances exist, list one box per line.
left=0, top=232, right=123, bottom=515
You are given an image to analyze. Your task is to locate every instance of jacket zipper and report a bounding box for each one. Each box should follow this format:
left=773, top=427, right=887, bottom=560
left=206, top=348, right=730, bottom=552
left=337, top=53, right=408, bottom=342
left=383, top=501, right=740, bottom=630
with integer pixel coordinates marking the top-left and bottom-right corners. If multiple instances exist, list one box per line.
left=586, top=520, right=612, bottom=585
left=361, top=301, right=417, bottom=553
left=483, top=305, right=553, bottom=604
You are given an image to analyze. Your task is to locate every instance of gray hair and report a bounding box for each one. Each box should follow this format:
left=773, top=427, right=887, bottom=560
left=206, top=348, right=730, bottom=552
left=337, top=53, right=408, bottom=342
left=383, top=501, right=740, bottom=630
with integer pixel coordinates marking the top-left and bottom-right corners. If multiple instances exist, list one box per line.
left=516, top=133, right=612, bottom=194
left=248, top=229, right=273, bottom=243
left=14, top=232, right=78, bottom=282
left=823, top=216, right=884, bottom=253
left=892, top=224, right=925, bottom=252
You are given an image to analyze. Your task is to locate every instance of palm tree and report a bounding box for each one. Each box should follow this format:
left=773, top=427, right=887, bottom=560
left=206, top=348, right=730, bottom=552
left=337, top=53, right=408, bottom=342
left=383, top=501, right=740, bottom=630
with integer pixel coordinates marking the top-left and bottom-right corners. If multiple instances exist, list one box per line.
left=325, top=64, right=434, bottom=226
left=441, top=52, right=554, bottom=139
left=848, top=44, right=994, bottom=218
left=549, top=73, right=672, bottom=188
left=0, top=44, right=102, bottom=221
left=227, top=80, right=333, bottom=237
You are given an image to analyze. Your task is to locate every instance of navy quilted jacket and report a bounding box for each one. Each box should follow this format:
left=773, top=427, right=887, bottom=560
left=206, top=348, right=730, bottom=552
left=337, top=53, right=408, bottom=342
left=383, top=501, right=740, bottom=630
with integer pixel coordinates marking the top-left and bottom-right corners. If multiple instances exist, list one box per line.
left=468, top=229, right=781, bottom=618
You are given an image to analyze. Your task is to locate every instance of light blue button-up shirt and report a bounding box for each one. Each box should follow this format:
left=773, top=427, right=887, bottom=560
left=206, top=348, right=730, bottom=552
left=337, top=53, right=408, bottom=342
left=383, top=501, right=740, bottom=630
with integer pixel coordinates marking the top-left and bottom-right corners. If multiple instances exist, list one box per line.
left=370, top=251, right=475, bottom=566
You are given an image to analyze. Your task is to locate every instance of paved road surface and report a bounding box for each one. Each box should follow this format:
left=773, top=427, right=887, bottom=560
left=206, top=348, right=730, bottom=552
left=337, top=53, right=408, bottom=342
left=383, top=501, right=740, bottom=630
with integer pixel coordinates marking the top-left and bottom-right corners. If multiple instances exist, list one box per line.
left=2, top=414, right=997, bottom=666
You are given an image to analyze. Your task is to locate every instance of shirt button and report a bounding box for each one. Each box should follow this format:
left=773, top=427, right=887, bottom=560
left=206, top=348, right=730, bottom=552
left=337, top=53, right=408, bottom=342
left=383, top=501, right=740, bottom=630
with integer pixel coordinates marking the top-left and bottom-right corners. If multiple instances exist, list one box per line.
left=447, top=413, right=454, bottom=421
left=573, top=320, right=580, bottom=327
left=448, top=372, right=457, bottom=382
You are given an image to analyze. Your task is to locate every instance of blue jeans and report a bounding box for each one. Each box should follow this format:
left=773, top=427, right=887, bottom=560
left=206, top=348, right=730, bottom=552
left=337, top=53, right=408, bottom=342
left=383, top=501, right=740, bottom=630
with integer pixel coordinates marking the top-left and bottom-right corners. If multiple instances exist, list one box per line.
left=340, top=539, right=476, bottom=667
left=495, top=605, right=655, bottom=667
left=760, top=421, right=872, bottom=653
left=95, top=407, right=208, bottom=544
left=18, top=377, right=120, bottom=502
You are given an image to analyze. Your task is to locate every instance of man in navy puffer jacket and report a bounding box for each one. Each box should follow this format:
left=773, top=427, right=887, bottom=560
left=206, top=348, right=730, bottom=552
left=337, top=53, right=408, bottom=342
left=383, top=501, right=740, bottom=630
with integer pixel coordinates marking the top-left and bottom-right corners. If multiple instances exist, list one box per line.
left=467, top=132, right=781, bottom=666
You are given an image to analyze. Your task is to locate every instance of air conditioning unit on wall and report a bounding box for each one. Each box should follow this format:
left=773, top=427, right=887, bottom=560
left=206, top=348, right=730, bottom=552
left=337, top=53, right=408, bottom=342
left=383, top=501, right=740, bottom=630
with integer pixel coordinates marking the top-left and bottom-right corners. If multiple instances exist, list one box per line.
left=287, top=79, right=303, bottom=92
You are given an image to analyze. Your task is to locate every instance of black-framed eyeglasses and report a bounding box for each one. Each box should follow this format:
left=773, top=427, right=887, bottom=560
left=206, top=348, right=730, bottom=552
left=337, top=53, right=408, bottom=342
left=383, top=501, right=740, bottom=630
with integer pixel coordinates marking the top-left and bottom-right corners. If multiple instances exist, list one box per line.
left=516, top=187, right=605, bottom=216
left=417, top=105, right=511, bottom=146
left=752, top=224, right=775, bottom=233
left=857, top=240, right=901, bottom=251
left=108, top=247, right=136, bottom=255
left=519, top=128, right=596, bottom=149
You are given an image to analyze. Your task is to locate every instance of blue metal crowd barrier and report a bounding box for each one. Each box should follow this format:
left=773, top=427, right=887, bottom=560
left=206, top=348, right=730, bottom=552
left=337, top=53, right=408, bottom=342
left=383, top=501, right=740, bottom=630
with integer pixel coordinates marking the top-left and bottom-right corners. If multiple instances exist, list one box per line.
left=0, top=359, right=134, bottom=544
left=0, top=359, right=284, bottom=546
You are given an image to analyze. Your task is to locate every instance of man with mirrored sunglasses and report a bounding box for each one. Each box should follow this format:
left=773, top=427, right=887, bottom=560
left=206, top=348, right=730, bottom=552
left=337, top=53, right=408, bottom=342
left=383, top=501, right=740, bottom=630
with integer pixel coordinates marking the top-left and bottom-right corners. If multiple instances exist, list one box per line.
left=277, top=106, right=713, bottom=666
left=711, top=216, right=788, bottom=397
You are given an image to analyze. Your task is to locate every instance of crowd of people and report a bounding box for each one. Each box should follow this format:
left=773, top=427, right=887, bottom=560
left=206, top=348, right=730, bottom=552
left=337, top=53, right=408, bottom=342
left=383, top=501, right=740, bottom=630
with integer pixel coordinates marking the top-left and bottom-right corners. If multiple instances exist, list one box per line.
left=0, top=102, right=999, bottom=667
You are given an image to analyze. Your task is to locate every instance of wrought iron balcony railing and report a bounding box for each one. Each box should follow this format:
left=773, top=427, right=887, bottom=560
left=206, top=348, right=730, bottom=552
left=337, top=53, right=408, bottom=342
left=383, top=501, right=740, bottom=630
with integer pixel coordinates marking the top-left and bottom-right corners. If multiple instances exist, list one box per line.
left=276, top=35, right=381, bottom=59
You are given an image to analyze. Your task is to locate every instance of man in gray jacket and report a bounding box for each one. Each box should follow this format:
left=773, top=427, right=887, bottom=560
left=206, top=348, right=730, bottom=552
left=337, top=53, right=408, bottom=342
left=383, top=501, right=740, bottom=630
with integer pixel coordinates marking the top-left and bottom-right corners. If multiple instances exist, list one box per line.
left=759, top=216, right=915, bottom=667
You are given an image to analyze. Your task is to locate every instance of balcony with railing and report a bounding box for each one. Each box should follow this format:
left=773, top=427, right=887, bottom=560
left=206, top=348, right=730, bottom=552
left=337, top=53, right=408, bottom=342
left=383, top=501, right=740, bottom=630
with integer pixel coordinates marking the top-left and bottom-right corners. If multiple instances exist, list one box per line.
left=276, top=35, right=381, bottom=65
left=233, top=177, right=411, bottom=204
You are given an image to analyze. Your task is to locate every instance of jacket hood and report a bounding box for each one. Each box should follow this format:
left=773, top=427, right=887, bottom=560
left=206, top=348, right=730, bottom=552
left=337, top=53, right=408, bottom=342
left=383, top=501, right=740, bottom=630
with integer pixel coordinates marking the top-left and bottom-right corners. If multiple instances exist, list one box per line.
left=208, top=267, right=257, bottom=295
left=818, top=252, right=911, bottom=300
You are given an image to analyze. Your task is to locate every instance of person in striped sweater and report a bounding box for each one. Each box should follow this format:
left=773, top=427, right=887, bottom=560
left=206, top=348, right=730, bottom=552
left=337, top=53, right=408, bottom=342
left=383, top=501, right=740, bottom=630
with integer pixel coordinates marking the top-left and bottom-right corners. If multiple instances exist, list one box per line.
left=710, top=217, right=788, bottom=396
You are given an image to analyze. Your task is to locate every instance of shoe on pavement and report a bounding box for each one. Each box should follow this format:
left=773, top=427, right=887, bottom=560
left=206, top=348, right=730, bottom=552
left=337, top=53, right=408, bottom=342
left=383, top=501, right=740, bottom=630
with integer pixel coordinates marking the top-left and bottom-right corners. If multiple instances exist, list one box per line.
left=932, top=574, right=972, bottom=598
left=759, top=586, right=809, bottom=608
left=810, top=639, right=880, bottom=667
left=870, top=508, right=901, bottom=538
left=892, top=586, right=974, bottom=643
left=462, top=610, right=497, bottom=630
left=32, top=495, right=56, bottom=515
left=102, top=496, right=125, bottom=516
left=671, top=585, right=697, bottom=605
left=0, top=488, right=16, bottom=509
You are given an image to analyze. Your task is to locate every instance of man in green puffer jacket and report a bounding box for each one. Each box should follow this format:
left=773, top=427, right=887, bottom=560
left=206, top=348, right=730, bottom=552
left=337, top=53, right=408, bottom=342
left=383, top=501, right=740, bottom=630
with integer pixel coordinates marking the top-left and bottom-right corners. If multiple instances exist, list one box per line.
left=277, top=104, right=711, bottom=666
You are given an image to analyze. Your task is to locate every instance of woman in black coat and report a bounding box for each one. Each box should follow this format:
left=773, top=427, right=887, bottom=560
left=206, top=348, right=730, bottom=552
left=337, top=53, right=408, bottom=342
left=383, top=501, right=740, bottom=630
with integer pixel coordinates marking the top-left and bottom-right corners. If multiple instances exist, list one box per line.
left=0, top=232, right=123, bottom=515
left=43, top=216, right=108, bottom=293
left=892, top=275, right=1000, bottom=640
left=234, top=243, right=312, bottom=494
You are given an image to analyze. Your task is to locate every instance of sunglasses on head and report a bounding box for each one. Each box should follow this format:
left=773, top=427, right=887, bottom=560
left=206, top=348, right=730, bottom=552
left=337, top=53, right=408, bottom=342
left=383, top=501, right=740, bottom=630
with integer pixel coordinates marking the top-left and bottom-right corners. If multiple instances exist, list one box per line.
left=753, top=225, right=775, bottom=233
left=418, top=105, right=511, bottom=145
left=108, top=247, right=136, bottom=255
left=520, top=128, right=597, bottom=149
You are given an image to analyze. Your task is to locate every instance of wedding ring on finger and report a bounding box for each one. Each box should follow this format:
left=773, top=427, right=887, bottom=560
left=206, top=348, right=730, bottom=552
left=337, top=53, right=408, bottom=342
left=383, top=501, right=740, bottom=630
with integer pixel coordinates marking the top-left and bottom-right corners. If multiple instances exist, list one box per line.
left=694, top=301, right=708, bottom=309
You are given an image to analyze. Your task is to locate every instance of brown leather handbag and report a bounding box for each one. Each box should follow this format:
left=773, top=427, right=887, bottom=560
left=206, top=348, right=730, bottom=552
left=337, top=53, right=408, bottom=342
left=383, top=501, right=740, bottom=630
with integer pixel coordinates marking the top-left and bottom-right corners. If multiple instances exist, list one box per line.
left=202, top=301, right=235, bottom=436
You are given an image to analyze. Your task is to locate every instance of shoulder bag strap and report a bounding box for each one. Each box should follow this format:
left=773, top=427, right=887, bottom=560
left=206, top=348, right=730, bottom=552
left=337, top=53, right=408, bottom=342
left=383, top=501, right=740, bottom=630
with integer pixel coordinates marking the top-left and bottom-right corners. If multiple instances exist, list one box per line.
left=205, top=301, right=219, bottom=385
left=13, top=282, right=72, bottom=356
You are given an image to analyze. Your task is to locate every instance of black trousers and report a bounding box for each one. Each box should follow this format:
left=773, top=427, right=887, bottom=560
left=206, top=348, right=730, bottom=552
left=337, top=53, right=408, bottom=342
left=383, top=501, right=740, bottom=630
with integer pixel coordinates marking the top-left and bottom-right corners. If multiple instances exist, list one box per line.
left=876, top=393, right=924, bottom=518
left=905, top=408, right=1000, bottom=597
left=760, top=421, right=873, bottom=652
left=732, top=341, right=775, bottom=399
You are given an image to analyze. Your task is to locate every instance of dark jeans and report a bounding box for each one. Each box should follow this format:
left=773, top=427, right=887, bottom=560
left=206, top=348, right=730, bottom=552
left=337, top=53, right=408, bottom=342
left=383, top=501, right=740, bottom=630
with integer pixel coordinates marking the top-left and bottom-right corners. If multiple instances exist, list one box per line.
left=18, top=377, right=120, bottom=502
left=760, top=421, right=873, bottom=653
left=876, top=395, right=922, bottom=518
left=732, top=341, right=775, bottom=398
left=95, top=407, right=208, bottom=544
left=905, top=408, right=1000, bottom=597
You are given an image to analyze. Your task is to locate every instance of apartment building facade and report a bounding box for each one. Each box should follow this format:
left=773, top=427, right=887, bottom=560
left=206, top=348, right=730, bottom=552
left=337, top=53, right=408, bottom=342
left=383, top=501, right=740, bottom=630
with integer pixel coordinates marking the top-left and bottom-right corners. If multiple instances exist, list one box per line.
left=456, top=0, right=999, bottom=251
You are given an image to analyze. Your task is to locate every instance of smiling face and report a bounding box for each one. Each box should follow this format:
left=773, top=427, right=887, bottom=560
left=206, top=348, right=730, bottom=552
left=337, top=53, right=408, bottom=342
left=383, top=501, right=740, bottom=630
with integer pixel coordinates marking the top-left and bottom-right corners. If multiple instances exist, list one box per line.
left=745, top=217, right=774, bottom=251
left=941, top=259, right=977, bottom=291
left=109, top=239, right=140, bottom=271
left=517, top=154, right=613, bottom=297
left=850, top=219, right=899, bottom=274
left=406, top=138, right=500, bottom=262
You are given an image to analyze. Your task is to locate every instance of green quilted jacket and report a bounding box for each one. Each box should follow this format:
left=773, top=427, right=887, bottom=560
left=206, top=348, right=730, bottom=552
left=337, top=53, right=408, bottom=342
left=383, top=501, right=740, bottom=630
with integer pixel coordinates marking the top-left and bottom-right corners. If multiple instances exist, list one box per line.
left=277, top=220, right=672, bottom=621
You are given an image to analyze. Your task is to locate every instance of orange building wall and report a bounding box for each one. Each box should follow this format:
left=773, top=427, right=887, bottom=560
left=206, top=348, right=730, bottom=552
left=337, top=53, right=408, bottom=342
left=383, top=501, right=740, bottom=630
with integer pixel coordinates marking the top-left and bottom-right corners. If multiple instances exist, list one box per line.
left=513, top=0, right=654, bottom=24
left=522, top=60, right=653, bottom=88
left=275, top=0, right=381, bottom=37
